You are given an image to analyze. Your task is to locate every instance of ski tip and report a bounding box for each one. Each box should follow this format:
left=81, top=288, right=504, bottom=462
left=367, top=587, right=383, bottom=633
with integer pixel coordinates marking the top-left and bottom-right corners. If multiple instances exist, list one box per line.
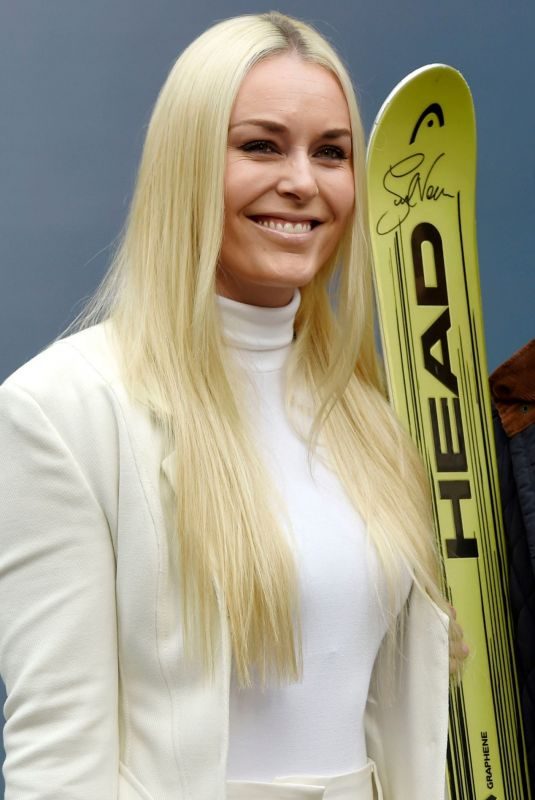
left=368, top=64, right=472, bottom=148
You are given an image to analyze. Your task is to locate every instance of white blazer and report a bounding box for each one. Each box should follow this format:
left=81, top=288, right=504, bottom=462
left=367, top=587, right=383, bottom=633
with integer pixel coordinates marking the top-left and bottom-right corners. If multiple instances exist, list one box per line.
left=0, top=323, right=450, bottom=800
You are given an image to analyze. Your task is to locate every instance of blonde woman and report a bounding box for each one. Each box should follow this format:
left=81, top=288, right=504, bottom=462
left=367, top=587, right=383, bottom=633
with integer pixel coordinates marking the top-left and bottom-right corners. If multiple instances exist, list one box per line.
left=0, top=12, right=464, bottom=800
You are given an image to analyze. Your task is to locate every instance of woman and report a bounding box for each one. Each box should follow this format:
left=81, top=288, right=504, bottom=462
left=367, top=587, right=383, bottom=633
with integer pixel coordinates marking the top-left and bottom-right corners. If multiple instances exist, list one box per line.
left=0, top=12, right=463, bottom=799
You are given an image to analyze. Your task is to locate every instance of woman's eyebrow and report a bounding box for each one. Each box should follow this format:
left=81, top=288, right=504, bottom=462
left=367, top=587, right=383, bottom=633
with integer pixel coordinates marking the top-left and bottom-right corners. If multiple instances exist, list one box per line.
left=322, top=128, right=352, bottom=140
left=229, top=118, right=351, bottom=139
left=229, top=119, right=287, bottom=133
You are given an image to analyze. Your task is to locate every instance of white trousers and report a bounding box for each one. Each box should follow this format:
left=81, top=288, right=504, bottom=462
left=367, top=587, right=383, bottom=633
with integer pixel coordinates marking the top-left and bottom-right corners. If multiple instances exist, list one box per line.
left=226, top=759, right=383, bottom=799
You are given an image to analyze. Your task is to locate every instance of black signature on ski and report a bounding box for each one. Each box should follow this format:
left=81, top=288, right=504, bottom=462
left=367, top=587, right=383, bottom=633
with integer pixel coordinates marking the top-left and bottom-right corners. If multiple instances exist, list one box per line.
left=376, top=152, right=454, bottom=235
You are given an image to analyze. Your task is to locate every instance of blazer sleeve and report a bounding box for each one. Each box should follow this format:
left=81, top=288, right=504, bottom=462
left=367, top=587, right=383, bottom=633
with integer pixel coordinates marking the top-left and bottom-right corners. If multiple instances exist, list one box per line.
left=0, top=381, right=119, bottom=799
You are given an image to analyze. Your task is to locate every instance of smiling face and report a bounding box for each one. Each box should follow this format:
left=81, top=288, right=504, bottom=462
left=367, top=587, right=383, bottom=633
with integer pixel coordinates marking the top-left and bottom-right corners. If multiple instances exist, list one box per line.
left=217, top=53, right=355, bottom=307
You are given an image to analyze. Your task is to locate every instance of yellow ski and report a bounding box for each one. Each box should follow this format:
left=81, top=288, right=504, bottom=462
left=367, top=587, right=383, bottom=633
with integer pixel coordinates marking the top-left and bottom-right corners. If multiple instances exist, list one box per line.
left=366, top=64, right=530, bottom=800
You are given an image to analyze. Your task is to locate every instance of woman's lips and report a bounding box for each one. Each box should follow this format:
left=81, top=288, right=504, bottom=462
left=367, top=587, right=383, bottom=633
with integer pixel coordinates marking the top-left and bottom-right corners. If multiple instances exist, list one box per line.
left=248, top=215, right=320, bottom=234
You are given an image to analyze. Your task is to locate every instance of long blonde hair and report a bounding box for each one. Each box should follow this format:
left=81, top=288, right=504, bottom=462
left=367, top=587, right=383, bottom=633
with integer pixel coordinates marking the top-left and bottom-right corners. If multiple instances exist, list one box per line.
left=73, top=12, right=455, bottom=686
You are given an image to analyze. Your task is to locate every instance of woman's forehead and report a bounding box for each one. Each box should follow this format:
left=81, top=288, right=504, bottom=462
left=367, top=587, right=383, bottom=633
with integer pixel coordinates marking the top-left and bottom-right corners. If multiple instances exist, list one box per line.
left=229, top=54, right=351, bottom=130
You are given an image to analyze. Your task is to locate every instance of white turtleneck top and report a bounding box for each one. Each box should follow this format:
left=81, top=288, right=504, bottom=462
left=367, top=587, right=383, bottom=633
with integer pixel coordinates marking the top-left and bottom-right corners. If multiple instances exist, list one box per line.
left=217, top=290, right=411, bottom=782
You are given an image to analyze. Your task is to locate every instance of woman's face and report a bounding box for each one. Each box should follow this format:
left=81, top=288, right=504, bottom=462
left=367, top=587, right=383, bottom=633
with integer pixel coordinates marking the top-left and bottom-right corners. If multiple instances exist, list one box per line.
left=218, top=53, right=355, bottom=307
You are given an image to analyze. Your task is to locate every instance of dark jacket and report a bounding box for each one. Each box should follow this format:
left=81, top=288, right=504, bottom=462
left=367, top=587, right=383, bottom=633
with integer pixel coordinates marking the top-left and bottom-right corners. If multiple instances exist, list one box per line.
left=490, top=339, right=535, bottom=791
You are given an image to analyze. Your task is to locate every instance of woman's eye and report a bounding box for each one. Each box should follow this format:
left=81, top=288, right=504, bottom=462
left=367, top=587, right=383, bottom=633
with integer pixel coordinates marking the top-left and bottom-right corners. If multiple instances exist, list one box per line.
left=241, top=140, right=278, bottom=154
left=316, top=145, right=348, bottom=160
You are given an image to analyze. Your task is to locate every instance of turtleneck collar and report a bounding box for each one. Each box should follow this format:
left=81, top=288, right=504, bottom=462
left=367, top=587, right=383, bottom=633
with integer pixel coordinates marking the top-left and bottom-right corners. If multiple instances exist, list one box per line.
left=216, top=289, right=300, bottom=372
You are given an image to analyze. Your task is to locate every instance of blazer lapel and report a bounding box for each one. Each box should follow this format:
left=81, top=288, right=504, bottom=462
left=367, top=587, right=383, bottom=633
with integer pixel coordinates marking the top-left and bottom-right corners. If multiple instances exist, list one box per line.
left=160, top=449, right=233, bottom=800
left=365, top=586, right=450, bottom=800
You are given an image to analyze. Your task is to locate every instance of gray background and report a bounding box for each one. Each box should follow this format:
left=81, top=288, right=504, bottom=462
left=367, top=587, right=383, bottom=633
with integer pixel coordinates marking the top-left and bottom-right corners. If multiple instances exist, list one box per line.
left=0, top=0, right=533, bottom=793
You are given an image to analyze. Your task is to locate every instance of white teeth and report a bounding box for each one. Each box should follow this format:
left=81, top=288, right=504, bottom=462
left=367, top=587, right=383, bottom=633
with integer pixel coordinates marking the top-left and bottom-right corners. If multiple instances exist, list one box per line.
left=256, top=219, right=313, bottom=234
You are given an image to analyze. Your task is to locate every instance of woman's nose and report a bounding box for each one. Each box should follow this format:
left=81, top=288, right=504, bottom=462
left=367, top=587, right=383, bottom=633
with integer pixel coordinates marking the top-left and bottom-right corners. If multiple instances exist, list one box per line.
left=276, top=152, right=319, bottom=202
